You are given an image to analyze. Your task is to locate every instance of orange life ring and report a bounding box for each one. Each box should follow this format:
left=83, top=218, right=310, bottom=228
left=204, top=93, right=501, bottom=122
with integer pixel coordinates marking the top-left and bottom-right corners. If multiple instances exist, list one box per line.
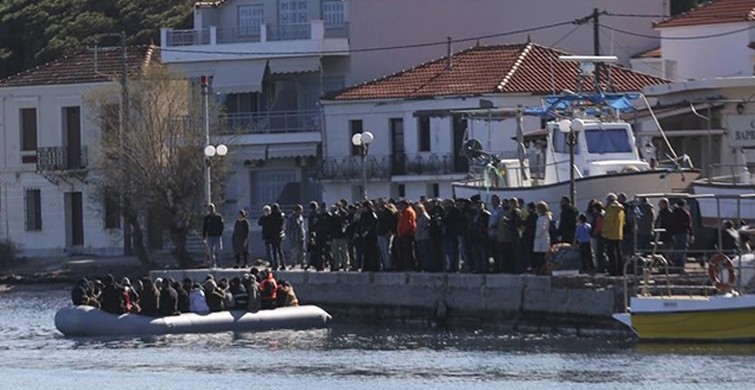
left=707, top=254, right=736, bottom=292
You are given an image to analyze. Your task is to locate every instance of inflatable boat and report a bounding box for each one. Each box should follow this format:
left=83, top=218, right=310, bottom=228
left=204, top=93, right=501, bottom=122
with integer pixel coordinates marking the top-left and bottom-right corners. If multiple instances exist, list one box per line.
left=55, top=305, right=332, bottom=337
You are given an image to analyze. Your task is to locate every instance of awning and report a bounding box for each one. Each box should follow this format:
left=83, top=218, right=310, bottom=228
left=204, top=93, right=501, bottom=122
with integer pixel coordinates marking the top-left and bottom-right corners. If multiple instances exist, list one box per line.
left=268, top=57, right=320, bottom=74
left=212, top=60, right=267, bottom=94
left=266, top=143, right=319, bottom=159
left=241, top=144, right=268, bottom=161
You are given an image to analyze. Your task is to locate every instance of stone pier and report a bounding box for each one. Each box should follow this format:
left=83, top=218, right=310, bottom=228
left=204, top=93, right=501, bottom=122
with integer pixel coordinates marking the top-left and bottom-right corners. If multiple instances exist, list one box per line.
left=150, top=268, right=627, bottom=331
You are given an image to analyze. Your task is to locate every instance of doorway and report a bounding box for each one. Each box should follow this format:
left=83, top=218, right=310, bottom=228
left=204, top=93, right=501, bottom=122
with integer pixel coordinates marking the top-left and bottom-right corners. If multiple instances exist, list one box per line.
left=452, top=114, right=469, bottom=173
left=65, top=192, right=84, bottom=247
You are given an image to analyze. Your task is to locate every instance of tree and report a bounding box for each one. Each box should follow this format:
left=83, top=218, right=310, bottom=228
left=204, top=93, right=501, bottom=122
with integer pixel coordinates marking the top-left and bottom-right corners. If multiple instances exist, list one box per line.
left=87, top=63, right=220, bottom=267
left=670, top=0, right=703, bottom=16
left=0, top=0, right=192, bottom=79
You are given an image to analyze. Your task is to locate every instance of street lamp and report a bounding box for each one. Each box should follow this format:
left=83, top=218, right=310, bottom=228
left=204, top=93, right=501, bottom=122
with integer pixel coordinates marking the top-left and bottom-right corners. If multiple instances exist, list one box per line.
left=558, top=118, right=584, bottom=206
left=204, top=143, right=228, bottom=205
left=351, top=131, right=374, bottom=200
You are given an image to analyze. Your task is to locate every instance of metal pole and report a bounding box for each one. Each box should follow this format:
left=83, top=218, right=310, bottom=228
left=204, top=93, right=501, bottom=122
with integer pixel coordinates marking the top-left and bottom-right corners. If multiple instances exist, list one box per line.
left=361, top=145, right=368, bottom=200
left=202, top=75, right=211, bottom=205
left=569, top=130, right=576, bottom=205
left=120, top=31, right=132, bottom=255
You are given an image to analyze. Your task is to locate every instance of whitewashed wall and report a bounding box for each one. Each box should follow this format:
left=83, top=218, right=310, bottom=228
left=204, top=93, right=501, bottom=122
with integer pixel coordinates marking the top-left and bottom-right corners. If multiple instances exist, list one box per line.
left=0, top=83, right=123, bottom=256
left=660, top=22, right=753, bottom=80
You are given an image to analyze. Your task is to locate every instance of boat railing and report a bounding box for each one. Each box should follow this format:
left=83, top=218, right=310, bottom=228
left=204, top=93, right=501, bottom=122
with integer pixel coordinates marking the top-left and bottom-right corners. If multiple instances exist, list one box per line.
left=619, top=192, right=755, bottom=312
left=702, top=163, right=753, bottom=184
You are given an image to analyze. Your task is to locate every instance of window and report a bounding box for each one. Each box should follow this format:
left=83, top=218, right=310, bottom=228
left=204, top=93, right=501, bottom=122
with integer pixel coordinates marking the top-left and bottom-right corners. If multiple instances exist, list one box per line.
left=322, top=0, right=345, bottom=27
left=239, top=5, right=264, bottom=36
left=585, top=128, right=632, bottom=154
left=25, top=188, right=42, bottom=231
left=104, top=190, right=121, bottom=229
left=350, top=119, right=363, bottom=155
left=20, top=108, right=37, bottom=151
left=397, top=184, right=406, bottom=198
left=428, top=183, right=440, bottom=198
left=280, top=0, right=308, bottom=25
left=417, top=116, right=431, bottom=152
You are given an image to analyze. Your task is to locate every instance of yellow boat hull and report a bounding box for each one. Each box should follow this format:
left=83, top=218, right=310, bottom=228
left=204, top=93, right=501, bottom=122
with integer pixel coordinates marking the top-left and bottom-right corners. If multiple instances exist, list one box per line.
left=632, top=308, right=755, bottom=341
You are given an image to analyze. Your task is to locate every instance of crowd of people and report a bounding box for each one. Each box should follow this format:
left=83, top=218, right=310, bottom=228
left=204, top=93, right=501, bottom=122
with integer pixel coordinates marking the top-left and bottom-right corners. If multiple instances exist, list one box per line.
left=70, top=269, right=298, bottom=316
left=201, top=191, right=734, bottom=277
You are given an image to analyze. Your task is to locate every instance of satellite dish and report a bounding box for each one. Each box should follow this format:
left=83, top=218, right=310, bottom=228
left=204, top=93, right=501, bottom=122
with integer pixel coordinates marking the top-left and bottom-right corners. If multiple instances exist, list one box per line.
left=463, top=139, right=484, bottom=159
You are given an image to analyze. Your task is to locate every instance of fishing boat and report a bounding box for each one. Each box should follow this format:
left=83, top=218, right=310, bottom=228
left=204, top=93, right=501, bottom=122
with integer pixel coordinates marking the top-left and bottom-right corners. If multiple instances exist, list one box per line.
left=451, top=56, right=698, bottom=216
left=692, top=160, right=755, bottom=226
left=55, top=305, right=332, bottom=337
left=612, top=193, right=755, bottom=341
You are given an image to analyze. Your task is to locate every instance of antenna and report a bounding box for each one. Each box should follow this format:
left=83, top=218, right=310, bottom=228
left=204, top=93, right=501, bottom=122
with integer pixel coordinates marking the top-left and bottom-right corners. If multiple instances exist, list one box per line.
left=558, top=55, right=618, bottom=94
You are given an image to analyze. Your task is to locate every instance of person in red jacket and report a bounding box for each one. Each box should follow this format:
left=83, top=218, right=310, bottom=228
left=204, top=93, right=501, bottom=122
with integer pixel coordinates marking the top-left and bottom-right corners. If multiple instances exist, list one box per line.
left=259, top=271, right=278, bottom=310
left=395, top=200, right=417, bottom=271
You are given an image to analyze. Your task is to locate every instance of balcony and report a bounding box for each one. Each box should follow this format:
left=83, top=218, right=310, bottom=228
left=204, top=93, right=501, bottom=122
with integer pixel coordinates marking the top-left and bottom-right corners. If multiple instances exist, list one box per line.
left=36, top=146, right=88, bottom=172
left=266, top=23, right=311, bottom=41
left=165, top=23, right=318, bottom=46
left=161, top=21, right=349, bottom=63
left=218, top=110, right=321, bottom=135
left=319, top=155, right=391, bottom=182
left=319, top=153, right=468, bottom=182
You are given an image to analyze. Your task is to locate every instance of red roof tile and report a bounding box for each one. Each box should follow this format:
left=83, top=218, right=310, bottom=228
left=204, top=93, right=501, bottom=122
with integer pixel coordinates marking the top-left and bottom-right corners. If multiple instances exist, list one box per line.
left=328, top=43, right=669, bottom=101
left=0, top=45, right=160, bottom=88
left=632, top=47, right=662, bottom=59
left=655, top=0, right=755, bottom=28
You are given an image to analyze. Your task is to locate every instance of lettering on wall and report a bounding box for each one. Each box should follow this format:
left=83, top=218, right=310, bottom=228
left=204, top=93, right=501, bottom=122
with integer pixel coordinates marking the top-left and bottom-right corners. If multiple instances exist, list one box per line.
left=727, top=115, right=755, bottom=148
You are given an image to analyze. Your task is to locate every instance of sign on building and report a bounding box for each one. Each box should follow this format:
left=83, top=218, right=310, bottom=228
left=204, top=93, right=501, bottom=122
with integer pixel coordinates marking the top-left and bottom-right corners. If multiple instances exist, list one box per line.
left=727, top=115, right=755, bottom=148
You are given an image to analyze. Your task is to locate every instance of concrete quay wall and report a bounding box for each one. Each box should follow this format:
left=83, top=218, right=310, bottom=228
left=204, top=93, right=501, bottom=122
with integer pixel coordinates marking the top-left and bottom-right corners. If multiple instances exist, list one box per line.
left=150, top=269, right=625, bottom=328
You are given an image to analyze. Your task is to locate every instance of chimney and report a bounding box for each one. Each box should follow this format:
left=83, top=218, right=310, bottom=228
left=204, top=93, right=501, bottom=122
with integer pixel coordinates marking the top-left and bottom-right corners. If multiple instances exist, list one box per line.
left=447, top=37, right=453, bottom=70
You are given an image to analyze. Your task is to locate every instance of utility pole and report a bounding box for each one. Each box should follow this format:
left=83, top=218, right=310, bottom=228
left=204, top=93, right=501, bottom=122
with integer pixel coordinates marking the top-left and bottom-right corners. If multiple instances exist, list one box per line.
left=592, top=8, right=602, bottom=89
left=119, top=31, right=133, bottom=255
left=201, top=75, right=211, bottom=206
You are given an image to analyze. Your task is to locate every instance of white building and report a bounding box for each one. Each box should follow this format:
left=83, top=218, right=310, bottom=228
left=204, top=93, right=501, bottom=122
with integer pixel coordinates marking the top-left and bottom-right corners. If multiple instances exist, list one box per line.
left=630, top=0, right=755, bottom=174
left=0, top=46, right=158, bottom=257
left=320, top=42, right=668, bottom=204
left=160, top=0, right=668, bottom=219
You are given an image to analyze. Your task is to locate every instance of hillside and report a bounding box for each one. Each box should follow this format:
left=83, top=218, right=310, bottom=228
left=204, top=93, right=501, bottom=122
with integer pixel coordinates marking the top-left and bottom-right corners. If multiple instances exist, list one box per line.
left=0, top=0, right=192, bottom=79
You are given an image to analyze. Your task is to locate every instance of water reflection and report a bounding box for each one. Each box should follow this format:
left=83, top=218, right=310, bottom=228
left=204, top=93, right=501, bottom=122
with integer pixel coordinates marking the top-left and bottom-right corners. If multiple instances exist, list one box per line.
left=3, top=286, right=755, bottom=388
left=635, top=342, right=755, bottom=356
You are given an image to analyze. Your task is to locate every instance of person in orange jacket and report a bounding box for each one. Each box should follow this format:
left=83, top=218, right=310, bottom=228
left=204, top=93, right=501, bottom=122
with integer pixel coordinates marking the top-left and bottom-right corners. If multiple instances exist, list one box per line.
left=259, top=271, right=278, bottom=310
left=395, top=200, right=417, bottom=271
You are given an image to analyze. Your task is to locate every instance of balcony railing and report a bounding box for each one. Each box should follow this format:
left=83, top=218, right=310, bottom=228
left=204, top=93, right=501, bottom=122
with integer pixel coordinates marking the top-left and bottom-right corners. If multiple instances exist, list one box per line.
left=266, top=23, right=311, bottom=41
left=319, top=153, right=470, bottom=182
left=217, top=109, right=322, bottom=135
left=324, top=22, right=350, bottom=39
left=217, top=28, right=261, bottom=44
left=36, top=146, right=88, bottom=171
left=165, top=29, right=211, bottom=46
left=163, top=20, right=340, bottom=47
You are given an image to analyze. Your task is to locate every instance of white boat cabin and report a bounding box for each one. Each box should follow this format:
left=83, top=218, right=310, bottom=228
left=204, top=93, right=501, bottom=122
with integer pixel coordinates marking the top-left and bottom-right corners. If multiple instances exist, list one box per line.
left=494, top=118, right=649, bottom=188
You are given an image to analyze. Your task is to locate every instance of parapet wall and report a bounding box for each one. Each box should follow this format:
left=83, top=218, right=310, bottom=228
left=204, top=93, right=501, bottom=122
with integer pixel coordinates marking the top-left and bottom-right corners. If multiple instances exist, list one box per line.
left=150, top=269, right=625, bottom=328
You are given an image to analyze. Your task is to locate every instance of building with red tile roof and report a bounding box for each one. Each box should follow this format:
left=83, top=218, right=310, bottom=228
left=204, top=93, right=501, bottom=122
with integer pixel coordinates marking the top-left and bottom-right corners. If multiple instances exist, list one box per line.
left=0, top=45, right=159, bottom=88
left=654, top=0, right=755, bottom=29
left=633, top=0, right=755, bottom=81
left=0, top=45, right=160, bottom=257
left=327, top=42, right=668, bottom=102
left=319, top=41, right=669, bottom=204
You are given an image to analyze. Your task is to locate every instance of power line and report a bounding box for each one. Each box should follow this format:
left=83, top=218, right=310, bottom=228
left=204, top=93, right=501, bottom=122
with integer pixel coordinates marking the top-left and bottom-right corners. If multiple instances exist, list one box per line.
left=602, top=22, right=755, bottom=40
left=549, top=23, right=584, bottom=48
left=160, top=19, right=584, bottom=57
